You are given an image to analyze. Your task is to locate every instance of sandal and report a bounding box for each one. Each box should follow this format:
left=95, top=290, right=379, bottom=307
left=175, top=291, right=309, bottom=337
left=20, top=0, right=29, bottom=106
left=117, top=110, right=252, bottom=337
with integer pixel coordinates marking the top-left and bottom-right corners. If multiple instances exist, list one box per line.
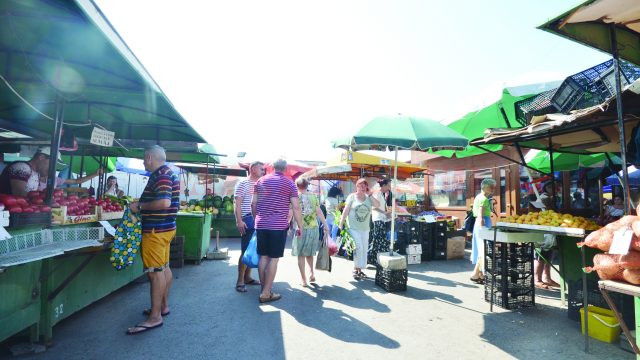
left=142, top=309, right=170, bottom=317
left=543, top=280, right=561, bottom=288
left=235, top=284, right=247, bottom=293
left=353, top=271, right=361, bottom=280
left=126, top=322, right=163, bottom=335
left=245, top=279, right=261, bottom=286
left=470, top=277, right=482, bottom=284
left=309, top=276, right=316, bottom=283
left=535, top=282, right=549, bottom=290
left=259, top=292, right=282, bottom=304
left=357, top=271, right=367, bottom=279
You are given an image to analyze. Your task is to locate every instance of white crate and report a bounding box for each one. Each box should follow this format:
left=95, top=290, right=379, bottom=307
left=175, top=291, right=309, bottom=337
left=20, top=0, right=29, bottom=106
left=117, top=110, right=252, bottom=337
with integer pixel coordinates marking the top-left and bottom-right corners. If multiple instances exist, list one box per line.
left=407, top=254, right=421, bottom=265
left=406, top=244, right=422, bottom=255
left=0, top=211, right=9, bottom=219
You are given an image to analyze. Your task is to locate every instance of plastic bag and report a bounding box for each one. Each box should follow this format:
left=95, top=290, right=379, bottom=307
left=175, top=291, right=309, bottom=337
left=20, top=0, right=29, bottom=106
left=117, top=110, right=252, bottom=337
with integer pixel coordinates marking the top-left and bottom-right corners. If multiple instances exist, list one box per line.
left=316, top=238, right=332, bottom=272
left=110, top=209, right=142, bottom=271
left=242, top=232, right=259, bottom=268
left=327, top=237, right=338, bottom=256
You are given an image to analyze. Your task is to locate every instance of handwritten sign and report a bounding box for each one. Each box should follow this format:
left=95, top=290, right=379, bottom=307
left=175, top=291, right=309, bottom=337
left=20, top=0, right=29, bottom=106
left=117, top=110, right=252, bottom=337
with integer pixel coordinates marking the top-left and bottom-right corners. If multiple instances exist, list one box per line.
left=90, top=127, right=115, bottom=147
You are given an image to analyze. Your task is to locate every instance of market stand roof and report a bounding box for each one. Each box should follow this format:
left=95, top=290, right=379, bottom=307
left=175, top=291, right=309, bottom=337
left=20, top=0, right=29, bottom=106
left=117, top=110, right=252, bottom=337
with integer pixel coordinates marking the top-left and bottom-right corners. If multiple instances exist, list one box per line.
left=471, top=80, right=640, bottom=154
left=539, top=0, right=640, bottom=66
left=0, top=0, right=206, bottom=143
left=301, top=151, right=426, bottom=181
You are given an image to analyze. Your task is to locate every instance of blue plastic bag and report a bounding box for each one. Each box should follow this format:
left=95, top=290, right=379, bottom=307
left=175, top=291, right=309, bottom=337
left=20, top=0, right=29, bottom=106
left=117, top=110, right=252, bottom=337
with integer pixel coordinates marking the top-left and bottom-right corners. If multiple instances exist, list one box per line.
left=242, top=232, right=259, bottom=268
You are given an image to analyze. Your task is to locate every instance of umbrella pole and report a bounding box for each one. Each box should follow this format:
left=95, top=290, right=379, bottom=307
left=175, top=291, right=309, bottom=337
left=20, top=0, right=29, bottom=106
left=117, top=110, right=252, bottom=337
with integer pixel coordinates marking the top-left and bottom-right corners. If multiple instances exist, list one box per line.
left=127, top=173, right=131, bottom=196
left=389, top=147, right=398, bottom=255
left=611, top=24, right=631, bottom=214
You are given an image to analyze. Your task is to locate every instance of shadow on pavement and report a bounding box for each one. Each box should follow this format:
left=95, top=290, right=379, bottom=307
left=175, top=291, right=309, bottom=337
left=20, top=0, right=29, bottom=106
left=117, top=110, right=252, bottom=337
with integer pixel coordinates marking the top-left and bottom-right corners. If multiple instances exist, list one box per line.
left=309, top=283, right=391, bottom=313
left=269, top=282, right=400, bottom=349
left=408, top=272, right=478, bottom=289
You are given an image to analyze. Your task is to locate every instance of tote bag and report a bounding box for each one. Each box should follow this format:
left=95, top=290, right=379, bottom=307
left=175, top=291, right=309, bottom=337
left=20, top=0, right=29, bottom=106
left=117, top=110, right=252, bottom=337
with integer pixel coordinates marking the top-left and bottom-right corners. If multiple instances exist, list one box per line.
left=110, top=209, right=142, bottom=271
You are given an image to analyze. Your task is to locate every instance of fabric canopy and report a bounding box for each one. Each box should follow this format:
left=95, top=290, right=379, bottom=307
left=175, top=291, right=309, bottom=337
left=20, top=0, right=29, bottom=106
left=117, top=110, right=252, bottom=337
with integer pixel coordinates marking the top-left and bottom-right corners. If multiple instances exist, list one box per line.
left=435, top=87, right=550, bottom=158
left=539, top=0, right=640, bottom=66
left=301, top=151, right=426, bottom=181
left=527, top=150, right=621, bottom=173
left=0, top=0, right=206, bottom=143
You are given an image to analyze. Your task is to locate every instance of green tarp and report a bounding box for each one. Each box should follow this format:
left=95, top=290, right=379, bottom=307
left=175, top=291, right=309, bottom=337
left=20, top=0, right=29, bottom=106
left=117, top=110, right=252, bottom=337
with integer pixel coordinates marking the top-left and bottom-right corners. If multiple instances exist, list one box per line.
left=0, top=0, right=205, bottom=143
left=527, top=151, right=621, bottom=173
left=435, top=88, right=536, bottom=158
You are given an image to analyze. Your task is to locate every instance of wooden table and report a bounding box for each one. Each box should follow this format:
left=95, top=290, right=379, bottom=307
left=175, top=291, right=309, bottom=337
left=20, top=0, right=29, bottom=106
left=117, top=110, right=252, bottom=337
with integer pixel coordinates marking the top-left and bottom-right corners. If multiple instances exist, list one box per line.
left=599, top=280, right=640, bottom=356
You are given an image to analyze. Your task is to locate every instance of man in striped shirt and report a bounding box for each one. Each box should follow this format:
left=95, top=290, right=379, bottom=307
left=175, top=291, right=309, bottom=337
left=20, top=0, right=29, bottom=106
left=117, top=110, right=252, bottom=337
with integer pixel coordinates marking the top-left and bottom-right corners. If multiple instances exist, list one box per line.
left=234, top=161, right=264, bottom=293
left=252, top=158, right=303, bottom=304
left=127, top=145, right=179, bottom=334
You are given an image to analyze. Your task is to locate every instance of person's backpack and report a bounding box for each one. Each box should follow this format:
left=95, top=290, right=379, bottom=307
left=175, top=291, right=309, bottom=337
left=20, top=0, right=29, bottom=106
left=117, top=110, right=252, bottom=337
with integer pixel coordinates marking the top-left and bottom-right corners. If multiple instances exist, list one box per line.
left=464, top=208, right=476, bottom=233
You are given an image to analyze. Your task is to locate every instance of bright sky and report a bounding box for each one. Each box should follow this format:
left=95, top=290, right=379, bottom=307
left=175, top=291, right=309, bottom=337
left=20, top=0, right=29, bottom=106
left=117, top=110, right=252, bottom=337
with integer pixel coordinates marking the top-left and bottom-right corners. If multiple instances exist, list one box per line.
left=95, top=0, right=607, bottom=164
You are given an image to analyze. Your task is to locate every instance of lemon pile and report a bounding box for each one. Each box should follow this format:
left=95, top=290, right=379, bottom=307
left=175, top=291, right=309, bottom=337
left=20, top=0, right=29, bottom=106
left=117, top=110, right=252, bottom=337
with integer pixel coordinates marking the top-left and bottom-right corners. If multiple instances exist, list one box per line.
left=502, top=210, right=600, bottom=230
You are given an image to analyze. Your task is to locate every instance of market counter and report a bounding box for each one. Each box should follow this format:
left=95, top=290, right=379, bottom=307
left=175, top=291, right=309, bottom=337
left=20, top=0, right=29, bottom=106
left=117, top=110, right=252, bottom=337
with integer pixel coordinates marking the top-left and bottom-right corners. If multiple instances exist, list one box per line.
left=0, top=260, right=42, bottom=343
left=176, top=212, right=212, bottom=263
left=211, top=216, right=240, bottom=238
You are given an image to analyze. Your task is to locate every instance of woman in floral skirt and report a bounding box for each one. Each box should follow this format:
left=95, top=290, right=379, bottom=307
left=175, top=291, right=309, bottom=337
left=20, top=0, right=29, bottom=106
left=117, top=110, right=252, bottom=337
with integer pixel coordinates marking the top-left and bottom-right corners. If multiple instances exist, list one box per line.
left=368, top=179, right=392, bottom=265
left=292, top=177, right=329, bottom=287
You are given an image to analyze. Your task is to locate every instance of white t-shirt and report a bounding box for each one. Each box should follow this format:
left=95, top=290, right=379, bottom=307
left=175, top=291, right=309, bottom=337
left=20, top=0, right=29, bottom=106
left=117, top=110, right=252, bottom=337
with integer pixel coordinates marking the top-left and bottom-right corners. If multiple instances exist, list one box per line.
left=324, top=197, right=339, bottom=222
left=371, top=192, right=389, bottom=222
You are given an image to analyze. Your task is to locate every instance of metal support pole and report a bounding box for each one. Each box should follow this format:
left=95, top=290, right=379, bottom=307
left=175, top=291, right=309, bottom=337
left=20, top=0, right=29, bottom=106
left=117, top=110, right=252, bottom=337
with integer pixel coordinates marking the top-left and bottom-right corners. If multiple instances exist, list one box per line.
left=490, top=227, right=498, bottom=312
left=68, top=156, right=74, bottom=185
left=389, top=147, right=398, bottom=255
left=611, top=25, right=631, bottom=214
left=127, top=173, right=131, bottom=196
left=45, top=99, right=64, bottom=205
left=581, top=245, right=589, bottom=353
left=549, top=135, right=556, bottom=210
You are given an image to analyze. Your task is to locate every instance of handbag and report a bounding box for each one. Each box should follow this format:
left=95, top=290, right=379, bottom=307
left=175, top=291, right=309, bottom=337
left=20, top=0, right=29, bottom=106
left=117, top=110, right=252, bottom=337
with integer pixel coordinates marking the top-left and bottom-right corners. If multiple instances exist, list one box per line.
left=242, top=232, right=259, bottom=268
left=464, top=210, right=476, bottom=233
left=316, top=238, right=332, bottom=272
left=110, top=208, right=142, bottom=271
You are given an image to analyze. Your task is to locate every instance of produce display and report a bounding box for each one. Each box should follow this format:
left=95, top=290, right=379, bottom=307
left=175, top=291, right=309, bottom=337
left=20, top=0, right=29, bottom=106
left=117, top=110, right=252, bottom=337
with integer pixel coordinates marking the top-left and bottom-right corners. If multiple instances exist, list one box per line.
left=0, top=191, right=52, bottom=214
left=179, top=196, right=228, bottom=215
left=502, top=210, right=601, bottom=231
left=581, top=211, right=640, bottom=285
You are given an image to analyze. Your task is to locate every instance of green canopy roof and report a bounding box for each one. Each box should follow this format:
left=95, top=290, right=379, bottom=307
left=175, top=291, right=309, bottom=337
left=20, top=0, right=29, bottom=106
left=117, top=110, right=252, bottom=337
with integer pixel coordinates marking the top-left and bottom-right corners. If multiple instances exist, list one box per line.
left=527, top=151, right=621, bottom=173
left=0, top=0, right=206, bottom=143
left=539, top=0, right=640, bottom=66
left=435, top=88, right=537, bottom=158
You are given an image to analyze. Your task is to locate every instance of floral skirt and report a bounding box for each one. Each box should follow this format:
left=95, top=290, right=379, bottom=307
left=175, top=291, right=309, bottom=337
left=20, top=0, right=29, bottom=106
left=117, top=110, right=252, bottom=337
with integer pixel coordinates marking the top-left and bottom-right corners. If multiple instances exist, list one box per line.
left=292, top=227, right=320, bottom=257
left=368, top=221, right=390, bottom=265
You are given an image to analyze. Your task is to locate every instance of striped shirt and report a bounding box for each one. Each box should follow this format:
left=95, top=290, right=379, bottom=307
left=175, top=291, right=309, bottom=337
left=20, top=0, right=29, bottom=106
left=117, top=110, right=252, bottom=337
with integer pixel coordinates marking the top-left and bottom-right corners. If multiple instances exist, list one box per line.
left=140, top=165, right=180, bottom=233
left=234, top=178, right=256, bottom=216
left=254, top=172, right=297, bottom=230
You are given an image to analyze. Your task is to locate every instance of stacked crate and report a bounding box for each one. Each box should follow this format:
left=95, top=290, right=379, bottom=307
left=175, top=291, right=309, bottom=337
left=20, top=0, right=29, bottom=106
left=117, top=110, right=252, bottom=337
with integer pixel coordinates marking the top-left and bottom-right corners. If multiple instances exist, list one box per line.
left=433, top=220, right=453, bottom=260
left=484, top=240, right=535, bottom=310
left=420, top=222, right=434, bottom=262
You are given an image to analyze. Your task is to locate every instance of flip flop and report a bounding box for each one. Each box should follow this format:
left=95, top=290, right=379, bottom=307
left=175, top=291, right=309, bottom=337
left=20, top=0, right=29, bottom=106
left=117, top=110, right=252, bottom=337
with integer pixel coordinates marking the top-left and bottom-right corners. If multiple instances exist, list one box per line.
left=535, top=282, right=549, bottom=290
left=309, top=276, right=316, bottom=283
left=235, top=284, right=247, bottom=293
left=470, top=277, right=482, bottom=284
left=544, top=281, right=561, bottom=288
left=142, top=309, right=170, bottom=317
left=245, top=279, right=261, bottom=286
left=126, top=322, right=163, bottom=335
left=259, top=292, right=282, bottom=304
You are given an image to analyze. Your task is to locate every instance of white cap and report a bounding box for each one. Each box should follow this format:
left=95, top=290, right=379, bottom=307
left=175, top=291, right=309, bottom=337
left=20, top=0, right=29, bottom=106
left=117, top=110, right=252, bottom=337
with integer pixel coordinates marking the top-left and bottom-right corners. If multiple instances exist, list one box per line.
left=36, top=147, right=62, bottom=161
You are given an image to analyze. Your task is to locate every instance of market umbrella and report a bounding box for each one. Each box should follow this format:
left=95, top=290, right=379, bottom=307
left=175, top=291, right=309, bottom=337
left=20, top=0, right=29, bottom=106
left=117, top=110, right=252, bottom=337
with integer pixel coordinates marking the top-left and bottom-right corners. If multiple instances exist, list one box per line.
left=527, top=151, right=621, bottom=173
left=333, top=115, right=468, bottom=255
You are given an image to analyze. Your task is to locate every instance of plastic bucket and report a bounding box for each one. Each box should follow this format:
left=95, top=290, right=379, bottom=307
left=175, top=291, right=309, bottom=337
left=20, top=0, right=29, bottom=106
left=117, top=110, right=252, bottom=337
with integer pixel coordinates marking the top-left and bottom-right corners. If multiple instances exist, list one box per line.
left=580, top=305, right=621, bottom=343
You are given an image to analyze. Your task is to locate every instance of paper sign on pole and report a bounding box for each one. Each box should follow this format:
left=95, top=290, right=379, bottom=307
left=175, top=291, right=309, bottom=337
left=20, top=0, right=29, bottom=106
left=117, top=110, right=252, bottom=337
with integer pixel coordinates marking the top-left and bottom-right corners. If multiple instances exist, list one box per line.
left=90, top=127, right=115, bottom=147
left=99, top=221, right=116, bottom=237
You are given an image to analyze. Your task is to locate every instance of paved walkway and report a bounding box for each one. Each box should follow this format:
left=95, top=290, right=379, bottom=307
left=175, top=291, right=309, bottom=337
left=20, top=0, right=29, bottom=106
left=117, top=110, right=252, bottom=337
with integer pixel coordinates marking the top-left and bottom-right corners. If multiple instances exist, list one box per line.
left=5, top=238, right=632, bottom=359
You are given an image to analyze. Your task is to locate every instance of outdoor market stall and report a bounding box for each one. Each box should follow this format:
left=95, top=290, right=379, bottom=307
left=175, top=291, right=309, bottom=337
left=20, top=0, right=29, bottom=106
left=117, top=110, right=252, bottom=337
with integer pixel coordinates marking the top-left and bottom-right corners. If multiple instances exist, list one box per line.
left=0, top=0, right=210, bottom=346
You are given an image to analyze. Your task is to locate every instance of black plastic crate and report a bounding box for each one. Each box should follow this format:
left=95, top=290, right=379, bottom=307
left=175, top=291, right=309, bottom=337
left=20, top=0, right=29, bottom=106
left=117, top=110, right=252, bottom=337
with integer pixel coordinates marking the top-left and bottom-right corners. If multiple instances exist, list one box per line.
left=485, top=240, right=534, bottom=265
left=9, top=212, right=51, bottom=228
left=432, top=248, right=446, bottom=260
left=421, top=238, right=433, bottom=261
left=170, top=235, right=185, bottom=268
left=567, top=280, right=634, bottom=327
left=375, top=265, right=408, bottom=292
left=485, top=285, right=535, bottom=310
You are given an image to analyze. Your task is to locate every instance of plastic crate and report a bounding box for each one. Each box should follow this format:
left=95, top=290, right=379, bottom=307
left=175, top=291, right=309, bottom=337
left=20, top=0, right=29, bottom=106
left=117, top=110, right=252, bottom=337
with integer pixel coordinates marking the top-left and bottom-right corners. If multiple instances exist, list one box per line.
left=0, top=229, right=47, bottom=255
left=170, top=235, right=185, bottom=268
left=9, top=212, right=51, bottom=228
left=375, top=265, right=408, bottom=292
left=485, top=284, right=535, bottom=310
left=567, top=280, right=634, bottom=327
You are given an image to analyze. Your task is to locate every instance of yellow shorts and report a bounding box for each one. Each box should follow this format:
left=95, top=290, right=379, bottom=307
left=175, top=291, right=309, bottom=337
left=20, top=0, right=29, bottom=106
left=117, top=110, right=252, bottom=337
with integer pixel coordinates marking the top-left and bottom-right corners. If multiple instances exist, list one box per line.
left=141, top=229, right=176, bottom=272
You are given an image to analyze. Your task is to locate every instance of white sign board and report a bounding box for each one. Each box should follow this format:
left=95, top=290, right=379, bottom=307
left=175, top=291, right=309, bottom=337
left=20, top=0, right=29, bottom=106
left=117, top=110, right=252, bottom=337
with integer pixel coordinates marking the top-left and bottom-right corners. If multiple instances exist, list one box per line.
left=90, top=127, right=115, bottom=147
left=610, top=229, right=633, bottom=255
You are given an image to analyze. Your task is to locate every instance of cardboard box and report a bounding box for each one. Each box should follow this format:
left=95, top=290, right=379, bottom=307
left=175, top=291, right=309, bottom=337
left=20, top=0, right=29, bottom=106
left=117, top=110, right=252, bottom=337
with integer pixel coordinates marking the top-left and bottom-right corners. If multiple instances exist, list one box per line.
left=447, top=236, right=466, bottom=260
left=407, top=254, right=421, bottom=265
left=51, top=206, right=98, bottom=225
left=97, top=206, right=125, bottom=221
left=406, top=244, right=422, bottom=255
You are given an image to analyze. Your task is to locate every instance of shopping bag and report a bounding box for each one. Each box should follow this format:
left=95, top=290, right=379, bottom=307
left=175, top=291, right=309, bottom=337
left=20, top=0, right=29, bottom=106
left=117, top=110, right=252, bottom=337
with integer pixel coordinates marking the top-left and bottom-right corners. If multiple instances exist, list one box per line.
left=464, top=210, right=476, bottom=233
left=316, top=239, right=332, bottom=272
left=242, top=232, right=259, bottom=268
left=327, top=237, right=338, bottom=256
left=110, top=209, right=142, bottom=271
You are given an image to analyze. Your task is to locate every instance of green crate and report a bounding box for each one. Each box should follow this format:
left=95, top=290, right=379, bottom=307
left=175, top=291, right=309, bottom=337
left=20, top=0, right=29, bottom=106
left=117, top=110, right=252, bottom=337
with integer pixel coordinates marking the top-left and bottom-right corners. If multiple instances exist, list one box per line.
left=176, top=213, right=212, bottom=263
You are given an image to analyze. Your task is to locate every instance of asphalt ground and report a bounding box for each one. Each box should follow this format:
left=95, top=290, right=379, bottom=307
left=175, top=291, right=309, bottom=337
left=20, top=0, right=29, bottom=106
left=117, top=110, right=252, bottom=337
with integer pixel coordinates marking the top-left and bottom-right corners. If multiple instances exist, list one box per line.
left=2, top=237, right=632, bottom=360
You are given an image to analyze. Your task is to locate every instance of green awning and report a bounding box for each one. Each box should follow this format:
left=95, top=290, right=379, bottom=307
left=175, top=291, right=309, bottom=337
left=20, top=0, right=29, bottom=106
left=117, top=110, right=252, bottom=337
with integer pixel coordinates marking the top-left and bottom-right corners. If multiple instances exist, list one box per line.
left=0, top=0, right=206, bottom=143
left=435, top=88, right=537, bottom=158
left=539, top=0, right=640, bottom=66
left=527, top=151, right=621, bottom=173
left=61, top=155, right=116, bottom=174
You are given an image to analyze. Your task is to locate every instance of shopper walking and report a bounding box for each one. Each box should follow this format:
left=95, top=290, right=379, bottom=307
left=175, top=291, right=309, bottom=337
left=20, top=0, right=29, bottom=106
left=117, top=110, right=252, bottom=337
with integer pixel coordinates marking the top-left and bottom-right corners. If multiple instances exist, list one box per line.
left=368, top=179, right=392, bottom=265
left=252, top=158, right=304, bottom=303
left=127, top=145, right=180, bottom=334
left=324, top=186, right=343, bottom=243
left=234, top=161, right=264, bottom=293
left=470, top=178, right=496, bottom=284
left=338, top=178, right=380, bottom=280
left=292, top=177, right=329, bottom=287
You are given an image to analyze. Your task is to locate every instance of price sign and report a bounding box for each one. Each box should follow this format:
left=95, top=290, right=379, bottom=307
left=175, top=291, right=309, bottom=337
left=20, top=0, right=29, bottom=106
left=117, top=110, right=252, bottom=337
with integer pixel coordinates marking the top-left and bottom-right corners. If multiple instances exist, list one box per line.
left=90, top=127, right=115, bottom=147
left=610, top=229, right=633, bottom=255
